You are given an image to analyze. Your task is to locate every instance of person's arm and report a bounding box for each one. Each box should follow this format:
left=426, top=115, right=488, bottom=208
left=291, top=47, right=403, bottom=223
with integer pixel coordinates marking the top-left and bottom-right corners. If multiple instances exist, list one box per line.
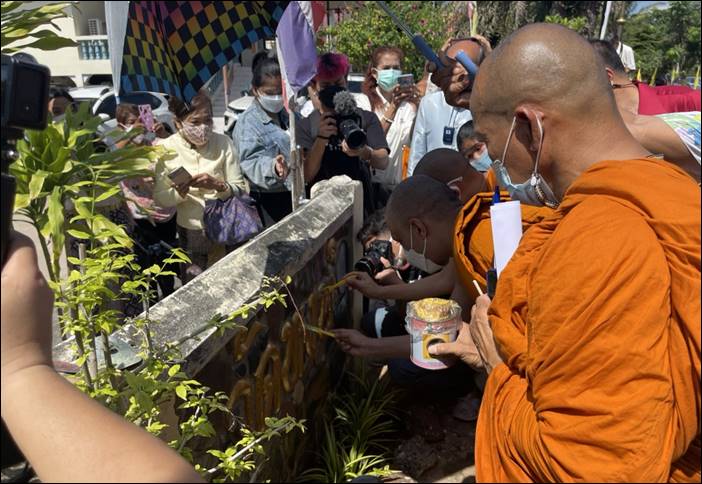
left=1, top=233, right=204, bottom=483
left=626, top=113, right=700, bottom=181
left=234, top=117, right=286, bottom=190
left=346, top=262, right=456, bottom=301
left=302, top=113, right=337, bottom=182
left=221, top=136, right=249, bottom=197
left=357, top=111, right=390, bottom=170
left=153, top=157, right=188, bottom=208
left=333, top=330, right=410, bottom=359
left=407, top=97, right=428, bottom=175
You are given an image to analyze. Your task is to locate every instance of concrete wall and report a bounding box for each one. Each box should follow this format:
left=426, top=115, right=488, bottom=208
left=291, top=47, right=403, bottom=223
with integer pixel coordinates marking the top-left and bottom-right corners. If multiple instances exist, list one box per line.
left=53, top=176, right=364, bottom=479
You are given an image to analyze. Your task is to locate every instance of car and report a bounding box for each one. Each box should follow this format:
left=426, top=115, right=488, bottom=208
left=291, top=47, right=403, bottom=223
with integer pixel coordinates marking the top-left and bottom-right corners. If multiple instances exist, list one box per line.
left=69, top=86, right=176, bottom=135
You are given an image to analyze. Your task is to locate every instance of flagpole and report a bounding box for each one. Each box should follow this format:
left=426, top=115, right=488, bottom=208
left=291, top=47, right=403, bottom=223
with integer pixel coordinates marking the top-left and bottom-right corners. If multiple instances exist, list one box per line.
left=277, top=35, right=306, bottom=211
left=600, top=1, right=612, bottom=40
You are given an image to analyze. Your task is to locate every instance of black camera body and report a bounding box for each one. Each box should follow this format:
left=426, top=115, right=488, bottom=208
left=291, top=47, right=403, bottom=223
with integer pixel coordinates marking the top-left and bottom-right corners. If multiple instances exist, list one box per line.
left=335, top=111, right=367, bottom=151
left=1, top=54, right=51, bottom=267
left=319, top=86, right=368, bottom=151
left=354, top=239, right=393, bottom=278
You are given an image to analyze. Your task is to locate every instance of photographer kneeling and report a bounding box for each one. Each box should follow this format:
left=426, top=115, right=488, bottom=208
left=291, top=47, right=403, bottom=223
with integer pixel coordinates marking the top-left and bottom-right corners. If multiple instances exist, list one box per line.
left=336, top=176, right=478, bottom=404
left=298, top=53, right=390, bottom=218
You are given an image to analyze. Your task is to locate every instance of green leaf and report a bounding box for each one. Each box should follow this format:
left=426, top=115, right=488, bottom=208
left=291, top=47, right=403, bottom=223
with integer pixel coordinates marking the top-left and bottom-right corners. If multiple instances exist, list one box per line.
left=13, top=193, right=30, bottom=211
left=46, top=186, right=65, bottom=261
left=168, top=364, right=181, bottom=377
left=28, top=171, right=49, bottom=200
left=175, top=385, right=187, bottom=401
left=66, top=229, right=91, bottom=240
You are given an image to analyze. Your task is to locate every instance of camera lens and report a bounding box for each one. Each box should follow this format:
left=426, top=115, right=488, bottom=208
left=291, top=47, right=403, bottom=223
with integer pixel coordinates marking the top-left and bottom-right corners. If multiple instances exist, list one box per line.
left=354, top=255, right=384, bottom=278
left=339, top=119, right=367, bottom=150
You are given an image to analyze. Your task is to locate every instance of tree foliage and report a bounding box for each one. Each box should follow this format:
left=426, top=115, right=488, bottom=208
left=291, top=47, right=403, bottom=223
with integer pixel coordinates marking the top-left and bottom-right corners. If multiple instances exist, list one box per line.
left=624, top=1, right=701, bottom=81
left=319, top=2, right=472, bottom=79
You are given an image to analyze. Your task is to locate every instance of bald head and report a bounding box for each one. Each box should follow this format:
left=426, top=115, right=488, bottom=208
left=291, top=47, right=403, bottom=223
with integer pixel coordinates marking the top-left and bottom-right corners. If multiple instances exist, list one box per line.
left=387, top=175, right=462, bottom=227
left=414, top=148, right=487, bottom=203
left=469, top=23, right=640, bottom=202
left=472, top=24, right=614, bottom=121
left=441, top=39, right=484, bottom=108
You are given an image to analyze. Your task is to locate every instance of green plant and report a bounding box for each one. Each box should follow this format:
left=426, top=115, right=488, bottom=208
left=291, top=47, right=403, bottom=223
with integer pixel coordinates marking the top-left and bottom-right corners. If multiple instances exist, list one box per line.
left=299, top=370, right=399, bottom=482
left=544, top=14, right=588, bottom=34
left=1, top=1, right=77, bottom=53
left=319, top=2, right=467, bottom=80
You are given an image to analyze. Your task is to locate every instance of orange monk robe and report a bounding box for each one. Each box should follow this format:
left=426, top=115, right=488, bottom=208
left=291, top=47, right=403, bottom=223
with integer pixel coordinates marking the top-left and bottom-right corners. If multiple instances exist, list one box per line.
left=454, top=191, right=551, bottom=299
left=477, top=158, right=701, bottom=482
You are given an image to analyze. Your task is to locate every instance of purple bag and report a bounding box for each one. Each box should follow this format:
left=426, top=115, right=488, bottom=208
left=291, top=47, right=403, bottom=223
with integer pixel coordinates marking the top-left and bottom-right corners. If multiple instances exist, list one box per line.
left=203, top=194, right=263, bottom=246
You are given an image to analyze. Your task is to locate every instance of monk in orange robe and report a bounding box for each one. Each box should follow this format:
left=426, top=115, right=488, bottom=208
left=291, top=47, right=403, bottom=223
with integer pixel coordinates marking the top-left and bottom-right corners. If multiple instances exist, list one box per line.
left=430, top=23, right=701, bottom=482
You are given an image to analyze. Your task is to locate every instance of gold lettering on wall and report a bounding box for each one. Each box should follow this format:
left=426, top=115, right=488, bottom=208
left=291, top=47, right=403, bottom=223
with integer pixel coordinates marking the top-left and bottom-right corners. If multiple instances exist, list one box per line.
left=231, top=321, right=265, bottom=362
left=281, top=314, right=305, bottom=393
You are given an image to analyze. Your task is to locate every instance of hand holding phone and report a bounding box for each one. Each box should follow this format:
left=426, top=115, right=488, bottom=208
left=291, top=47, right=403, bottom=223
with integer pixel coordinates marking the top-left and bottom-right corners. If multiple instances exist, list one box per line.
left=397, top=73, right=414, bottom=88
left=168, top=166, right=192, bottom=186
left=138, top=104, right=155, bottom=132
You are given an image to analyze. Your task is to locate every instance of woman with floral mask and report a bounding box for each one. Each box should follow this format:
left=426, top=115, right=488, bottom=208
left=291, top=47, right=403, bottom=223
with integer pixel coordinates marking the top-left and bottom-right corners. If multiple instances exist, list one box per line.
left=233, top=52, right=292, bottom=225
left=154, top=92, right=249, bottom=283
left=361, top=47, right=418, bottom=202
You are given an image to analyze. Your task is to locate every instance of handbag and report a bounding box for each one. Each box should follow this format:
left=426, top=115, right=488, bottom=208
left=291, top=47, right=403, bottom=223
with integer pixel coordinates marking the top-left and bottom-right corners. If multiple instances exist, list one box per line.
left=203, top=194, right=263, bottom=246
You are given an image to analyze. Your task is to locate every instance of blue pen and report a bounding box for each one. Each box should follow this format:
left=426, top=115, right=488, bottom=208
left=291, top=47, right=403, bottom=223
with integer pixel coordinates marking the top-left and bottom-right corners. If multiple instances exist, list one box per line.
left=492, top=185, right=501, bottom=205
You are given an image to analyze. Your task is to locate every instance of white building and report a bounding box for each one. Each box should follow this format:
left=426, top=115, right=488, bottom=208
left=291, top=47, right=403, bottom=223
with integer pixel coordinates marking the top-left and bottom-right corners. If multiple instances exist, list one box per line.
left=19, top=1, right=110, bottom=87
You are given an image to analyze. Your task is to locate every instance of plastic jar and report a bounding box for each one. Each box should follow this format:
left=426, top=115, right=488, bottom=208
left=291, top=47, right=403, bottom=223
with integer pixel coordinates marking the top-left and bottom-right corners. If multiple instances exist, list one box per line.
left=405, top=298, right=461, bottom=370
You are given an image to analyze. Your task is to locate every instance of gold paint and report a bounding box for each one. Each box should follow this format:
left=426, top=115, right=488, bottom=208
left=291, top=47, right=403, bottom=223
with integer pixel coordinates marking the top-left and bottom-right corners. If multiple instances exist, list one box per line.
left=228, top=379, right=254, bottom=424
left=231, top=321, right=265, bottom=362
left=281, top=315, right=305, bottom=393
left=254, top=344, right=282, bottom=429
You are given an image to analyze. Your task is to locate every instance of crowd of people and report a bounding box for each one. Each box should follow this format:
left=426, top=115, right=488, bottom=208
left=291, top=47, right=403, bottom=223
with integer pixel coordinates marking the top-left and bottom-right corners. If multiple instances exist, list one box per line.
left=2, top=20, right=700, bottom=483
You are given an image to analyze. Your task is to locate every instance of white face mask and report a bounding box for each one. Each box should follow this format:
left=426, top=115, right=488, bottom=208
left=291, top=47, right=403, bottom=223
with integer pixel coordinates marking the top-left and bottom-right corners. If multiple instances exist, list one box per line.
left=490, top=116, right=559, bottom=208
left=470, top=147, right=493, bottom=172
left=257, top=93, right=285, bottom=113
left=404, top=223, right=443, bottom=274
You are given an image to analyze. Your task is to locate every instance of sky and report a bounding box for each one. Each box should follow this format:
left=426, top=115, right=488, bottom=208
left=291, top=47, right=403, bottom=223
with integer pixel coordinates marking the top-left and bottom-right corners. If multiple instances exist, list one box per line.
left=632, top=1, right=670, bottom=14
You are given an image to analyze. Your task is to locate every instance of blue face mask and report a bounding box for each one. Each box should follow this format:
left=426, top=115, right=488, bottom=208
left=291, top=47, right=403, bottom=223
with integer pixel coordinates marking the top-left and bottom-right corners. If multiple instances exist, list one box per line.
left=376, top=68, right=401, bottom=91
left=491, top=116, right=560, bottom=208
left=470, top=148, right=492, bottom=172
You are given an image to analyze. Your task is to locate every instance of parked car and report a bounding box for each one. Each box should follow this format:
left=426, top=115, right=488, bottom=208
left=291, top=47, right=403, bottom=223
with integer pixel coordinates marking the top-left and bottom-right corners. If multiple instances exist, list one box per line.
left=69, top=87, right=176, bottom=135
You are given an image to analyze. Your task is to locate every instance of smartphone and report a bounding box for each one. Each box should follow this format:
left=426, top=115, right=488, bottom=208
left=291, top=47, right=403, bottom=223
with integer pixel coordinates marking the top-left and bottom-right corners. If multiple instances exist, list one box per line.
left=397, top=73, right=414, bottom=88
left=138, top=104, right=155, bottom=132
left=168, top=166, right=192, bottom=186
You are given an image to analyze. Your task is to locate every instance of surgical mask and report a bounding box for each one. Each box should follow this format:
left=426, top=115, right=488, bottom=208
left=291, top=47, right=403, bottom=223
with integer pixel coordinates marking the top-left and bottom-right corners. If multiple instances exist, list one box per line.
left=180, top=121, right=212, bottom=147
left=470, top=147, right=492, bottom=172
left=257, top=93, right=285, bottom=113
left=490, top=116, right=560, bottom=208
left=404, top=223, right=443, bottom=274
left=376, top=68, right=401, bottom=91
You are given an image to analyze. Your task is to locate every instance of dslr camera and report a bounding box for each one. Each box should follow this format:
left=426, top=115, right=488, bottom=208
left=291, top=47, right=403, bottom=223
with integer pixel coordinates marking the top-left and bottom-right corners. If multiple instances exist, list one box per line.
left=1, top=54, right=51, bottom=267
left=354, top=239, right=393, bottom=278
left=319, top=86, right=367, bottom=150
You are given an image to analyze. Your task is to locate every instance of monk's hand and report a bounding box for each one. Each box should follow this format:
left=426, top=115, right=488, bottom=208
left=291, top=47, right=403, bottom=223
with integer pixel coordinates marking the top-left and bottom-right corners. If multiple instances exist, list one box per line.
left=469, top=294, right=503, bottom=373
left=345, top=271, right=387, bottom=299
left=428, top=321, right=484, bottom=370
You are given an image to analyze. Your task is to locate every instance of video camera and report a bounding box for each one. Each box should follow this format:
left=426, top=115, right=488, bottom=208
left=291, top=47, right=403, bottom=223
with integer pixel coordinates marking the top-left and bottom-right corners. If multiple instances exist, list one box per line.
left=354, top=239, right=393, bottom=278
left=319, top=86, right=367, bottom=151
left=1, top=54, right=51, bottom=268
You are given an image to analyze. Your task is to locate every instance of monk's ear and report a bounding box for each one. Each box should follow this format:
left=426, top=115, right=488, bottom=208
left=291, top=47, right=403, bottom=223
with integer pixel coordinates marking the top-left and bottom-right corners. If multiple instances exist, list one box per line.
left=515, top=107, right=543, bottom=153
left=605, top=67, right=615, bottom=84
left=408, top=217, right=428, bottom=239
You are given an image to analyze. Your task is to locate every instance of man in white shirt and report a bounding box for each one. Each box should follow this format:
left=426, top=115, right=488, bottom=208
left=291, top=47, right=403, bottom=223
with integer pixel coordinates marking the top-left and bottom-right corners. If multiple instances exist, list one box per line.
left=408, top=39, right=484, bottom=175
left=612, top=34, right=636, bottom=73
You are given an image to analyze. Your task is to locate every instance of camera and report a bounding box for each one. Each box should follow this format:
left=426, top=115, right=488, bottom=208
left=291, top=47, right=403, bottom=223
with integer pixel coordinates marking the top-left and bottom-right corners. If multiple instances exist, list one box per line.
left=1, top=54, right=50, bottom=267
left=319, top=86, right=368, bottom=151
left=354, top=239, right=393, bottom=277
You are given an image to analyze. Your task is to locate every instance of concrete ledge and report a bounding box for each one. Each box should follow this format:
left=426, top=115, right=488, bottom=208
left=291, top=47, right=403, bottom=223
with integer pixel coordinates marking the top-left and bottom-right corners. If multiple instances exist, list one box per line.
left=54, top=176, right=362, bottom=375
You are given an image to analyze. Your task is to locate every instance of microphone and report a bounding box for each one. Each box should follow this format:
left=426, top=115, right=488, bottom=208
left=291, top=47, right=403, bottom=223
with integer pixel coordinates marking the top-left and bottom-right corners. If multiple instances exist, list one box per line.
left=333, top=90, right=358, bottom=116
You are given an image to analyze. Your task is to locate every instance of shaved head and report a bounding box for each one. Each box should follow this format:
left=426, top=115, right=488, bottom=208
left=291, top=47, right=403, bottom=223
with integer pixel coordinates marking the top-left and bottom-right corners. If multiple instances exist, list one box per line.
left=414, top=148, right=488, bottom=203
left=386, top=175, right=462, bottom=266
left=387, top=175, right=462, bottom=226
left=470, top=23, right=642, bottom=200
